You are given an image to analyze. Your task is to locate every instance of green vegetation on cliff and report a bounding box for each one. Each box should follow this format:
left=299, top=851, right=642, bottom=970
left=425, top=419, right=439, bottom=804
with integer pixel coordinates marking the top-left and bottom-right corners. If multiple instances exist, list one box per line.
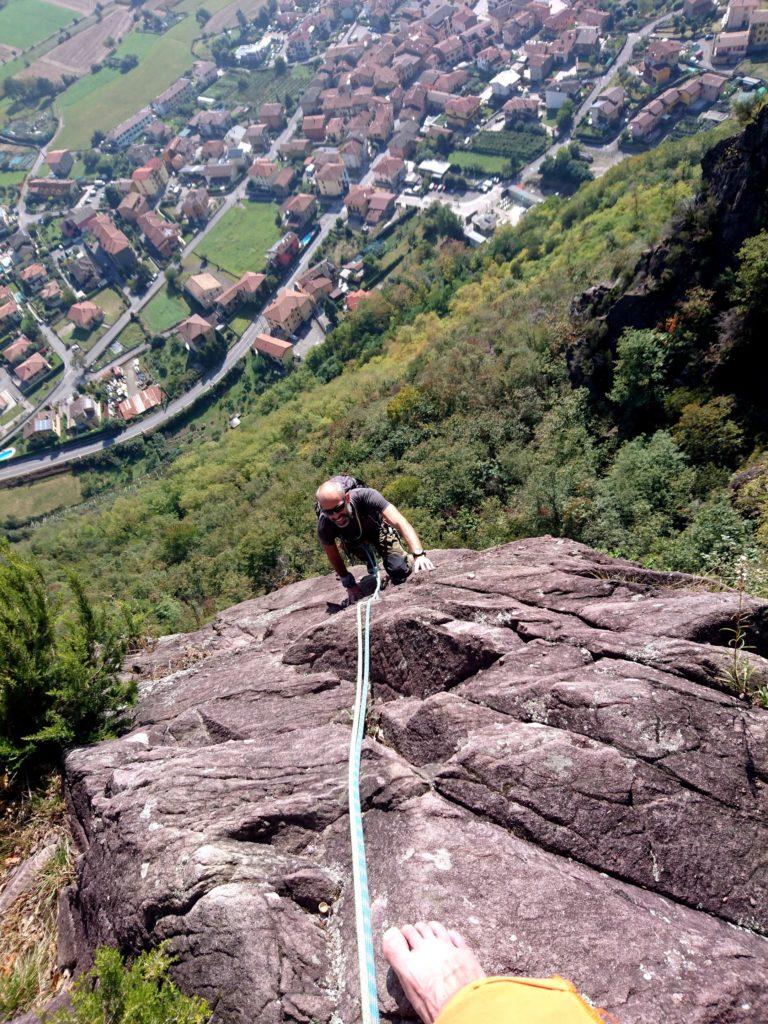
left=9, top=119, right=768, bottom=636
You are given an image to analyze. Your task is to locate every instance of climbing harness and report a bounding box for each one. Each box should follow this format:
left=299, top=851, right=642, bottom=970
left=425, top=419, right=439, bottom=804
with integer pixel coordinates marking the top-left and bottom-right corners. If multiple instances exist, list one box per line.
left=348, top=568, right=382, bottom=1024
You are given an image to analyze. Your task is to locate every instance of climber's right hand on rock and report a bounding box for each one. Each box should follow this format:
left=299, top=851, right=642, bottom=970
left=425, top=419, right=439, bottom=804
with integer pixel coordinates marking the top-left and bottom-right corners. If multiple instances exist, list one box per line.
left=340, top=573, right=363, bottom=604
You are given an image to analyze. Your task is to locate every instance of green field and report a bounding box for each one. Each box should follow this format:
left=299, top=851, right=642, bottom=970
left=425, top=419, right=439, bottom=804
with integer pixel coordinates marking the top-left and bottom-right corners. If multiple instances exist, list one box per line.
left=448, top=150, right=508, bottom=174
left=194, top=200, right=280, bottom=277
left=0, top=0, right=75, bottom=51
left=0, top=471, right=83, bottom=525
left=0, top=169, right=26, bottom=187
left=92, top=286, right=126, bottom=324
left=141, top=286, right=194, bottom=334
left=54, top=0, right=234, bottom=150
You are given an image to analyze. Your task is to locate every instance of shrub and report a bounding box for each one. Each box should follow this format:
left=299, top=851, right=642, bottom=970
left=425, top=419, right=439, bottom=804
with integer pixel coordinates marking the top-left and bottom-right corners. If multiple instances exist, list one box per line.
left=0, top=546, right=138, bottom=778
left=51, top=947, right=210, bottom=1024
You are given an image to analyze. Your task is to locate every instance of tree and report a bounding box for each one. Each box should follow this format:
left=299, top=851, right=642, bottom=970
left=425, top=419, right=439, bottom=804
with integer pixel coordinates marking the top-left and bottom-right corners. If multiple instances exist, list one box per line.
left=105, top=183, right=121, bottom=209
left=556, top=98, right=574, bottom=134
left=165, top=264, right=181, bottom=293
left=132, top=261, right=154, bottom=292
left=609, top=328, right=669, bottom=426
left=20, top=314, right=40, bottom=340
left=422, top=202, right=464, bottom=243
left=0, top=546, right=138, bottom=778
left=274, top=54, right=287, bottom=75
left=90, top=129, right=105, bottom=148
left=236, top=7, right=248, bottom=28
left=196, top=6, right=211, bottom=26
left=119, top=53, right=139, bottom=73
left=195, top=329, right=227, bottom=368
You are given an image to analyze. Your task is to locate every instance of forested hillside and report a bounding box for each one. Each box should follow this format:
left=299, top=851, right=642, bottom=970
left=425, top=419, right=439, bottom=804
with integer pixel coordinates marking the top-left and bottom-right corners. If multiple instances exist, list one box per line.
left=7, top=110, right=768, bottom=635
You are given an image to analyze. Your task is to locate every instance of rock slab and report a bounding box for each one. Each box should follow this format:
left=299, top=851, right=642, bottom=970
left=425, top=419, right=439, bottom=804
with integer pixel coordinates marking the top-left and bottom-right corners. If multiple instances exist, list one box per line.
left=61, top=539, right=768, bottom=1023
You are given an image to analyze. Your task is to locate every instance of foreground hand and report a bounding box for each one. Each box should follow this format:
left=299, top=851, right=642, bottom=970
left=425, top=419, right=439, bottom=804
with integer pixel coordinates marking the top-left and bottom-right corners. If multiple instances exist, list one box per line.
left=413, top=555, right=435, bottom=573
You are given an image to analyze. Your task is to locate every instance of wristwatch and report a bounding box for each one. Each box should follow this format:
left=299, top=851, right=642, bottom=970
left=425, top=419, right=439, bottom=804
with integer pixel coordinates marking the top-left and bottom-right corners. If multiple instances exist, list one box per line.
left=412, top=550, right=425, bottom=558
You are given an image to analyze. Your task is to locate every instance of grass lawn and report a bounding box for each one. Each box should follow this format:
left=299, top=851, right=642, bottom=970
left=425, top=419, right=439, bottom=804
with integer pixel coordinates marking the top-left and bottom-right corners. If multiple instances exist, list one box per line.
left=0, top=405, right=20, bottom=428
left=736, top=58, right=768, bottom=81
left=0, top=0, right=75, bottom=50
left=194, top=200, right=280, bottom=277
left=448, top=150, right=508, bottom=174
left=228, top=313, right=253, bottom=337
left=54, top=0, right=234, bottom=150
left=141, top=286, right=194, bottom=335
left=0, top=471, right=83, bottom=525
left=91, top=286, right=126, bottom=324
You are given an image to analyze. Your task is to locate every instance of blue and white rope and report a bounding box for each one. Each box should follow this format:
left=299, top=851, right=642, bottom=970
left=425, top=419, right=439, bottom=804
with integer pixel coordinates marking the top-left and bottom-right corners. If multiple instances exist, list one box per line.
left=348, top=570, right=382, bottom=1024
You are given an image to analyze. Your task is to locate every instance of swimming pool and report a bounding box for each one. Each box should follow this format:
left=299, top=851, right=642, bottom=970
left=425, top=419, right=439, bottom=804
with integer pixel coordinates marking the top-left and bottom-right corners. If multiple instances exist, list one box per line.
left=0, top=447, right=16, bottom=462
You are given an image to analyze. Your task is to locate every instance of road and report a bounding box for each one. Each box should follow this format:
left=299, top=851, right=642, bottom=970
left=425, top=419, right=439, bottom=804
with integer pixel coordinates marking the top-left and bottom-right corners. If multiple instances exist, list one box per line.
left=0, top=59, right=348, bottom=480
left=520, top=11, right=674, bottom=183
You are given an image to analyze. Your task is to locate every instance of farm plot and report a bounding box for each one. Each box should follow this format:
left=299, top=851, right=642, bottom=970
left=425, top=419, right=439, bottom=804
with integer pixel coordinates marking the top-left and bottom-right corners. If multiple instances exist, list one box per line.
left=44, top=0, right=98, bottom=12
left=207, top=0, right=265, bottom=31
left=22, top=7, right=134, bottom=83
left=0, top=0, right=75, bottom=51
left=54, top=0, right=234, bottom=149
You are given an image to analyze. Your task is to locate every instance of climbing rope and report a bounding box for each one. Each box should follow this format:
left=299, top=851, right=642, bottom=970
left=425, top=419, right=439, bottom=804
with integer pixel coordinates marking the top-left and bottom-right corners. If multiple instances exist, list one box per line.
left=348, top=569, right=382, bottom=1024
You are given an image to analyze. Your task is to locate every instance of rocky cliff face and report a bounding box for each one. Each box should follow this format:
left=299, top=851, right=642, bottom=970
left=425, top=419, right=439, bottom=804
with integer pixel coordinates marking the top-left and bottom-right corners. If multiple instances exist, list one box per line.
left=568, top=104, right=768, bottom=395
left=59, top=539, right=768, bottom=1023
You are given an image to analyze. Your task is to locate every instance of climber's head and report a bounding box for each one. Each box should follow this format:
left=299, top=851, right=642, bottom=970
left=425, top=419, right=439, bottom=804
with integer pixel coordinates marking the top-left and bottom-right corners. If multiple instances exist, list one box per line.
left=316, top=480, right=351, bottom=526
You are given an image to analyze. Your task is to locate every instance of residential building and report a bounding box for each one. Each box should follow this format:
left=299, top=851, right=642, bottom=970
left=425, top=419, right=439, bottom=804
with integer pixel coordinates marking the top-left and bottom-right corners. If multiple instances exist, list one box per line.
left=282, top=193, right=318, bottom=231
left=264, top=288, right=314, bottom=335
left=271, top=165, right=297, bottom=198
left=203, top=161, right=240, bottom=188
left=18, top=263, right=48, bottom=292
left=22, top=407, right=60, bottom=441
left=118, top=192, right=150, bottom=224
left=590, top=87, right=625, bottom=126
left=105, top=108, right=155, bottom=150
left=303, top=114, right=327, bottom=141
left=491, top=68, right=522, bottom=98
left=67, top=301, right=104, bottom=331
left=339, top=138, right=365, bottom=173
left=138, top=211, right=181, bottom=260
left=504, top=96, right=540, bottom=122
left=40, top=280, right=63, bottom=308
left=248, top=158, right=280, bottom=191
left=246, top=123, right=270, bottom=151
left=315, top=160, right=349, bottom=196
left=117, top=385, right=164, bottom=420
left=346, top=289, right=371, bottom=312
left=267, top=231, right=301, bottom=269
left=45, top=149, right=74, bottom=178
left=181, top=187, right=210, bottom=222
left=153, top=77, right=194, bottom=115
left=185, top=272, right=225, bottom=309
left=27, top=178, right=78, bottom=200
left=66, top=395, right=101, bottom=433
left=643, top=39, right=682, bottom=84
left=0, top=299, right=21, bottom=331
left=178, top=314, right=215, bottom=351
left=678, top=78, right=703, bottom=105
left=2, top=335, right=34, bottom=365
left=216, top=271, right=266, bottom=314
left=62, top=207, right=99, bottom=238
left=89, top=214, right=135, bottom=271
left=131, top=156, right=169, bottom=198
left=287, top=29, right=314, bottom=61
left=373, top=155, right=405, bottom=189
left=15, top=352, right=51, bottom=387
left=444, top=95, right=482, bottom=128
left=192, top=60, right=218, bottom=89
left=700, top=72, right=728, bottom=101
left=252, top=333, right=295, bottom=365
left=67, top=255, right=103, bottom=292
left=258, top=102, right=286, bottom=130
left=683, top=0, right=714, bottom=17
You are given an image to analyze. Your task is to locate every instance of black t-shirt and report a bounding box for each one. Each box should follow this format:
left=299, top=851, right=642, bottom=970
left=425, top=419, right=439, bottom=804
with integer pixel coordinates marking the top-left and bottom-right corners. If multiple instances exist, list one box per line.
left=317, top=487, right=390, bottom=546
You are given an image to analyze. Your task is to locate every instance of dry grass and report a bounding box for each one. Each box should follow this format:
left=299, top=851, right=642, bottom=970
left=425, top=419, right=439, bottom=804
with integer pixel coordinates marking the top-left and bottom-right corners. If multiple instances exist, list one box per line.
left=0, top=777, right=74, bottom=1022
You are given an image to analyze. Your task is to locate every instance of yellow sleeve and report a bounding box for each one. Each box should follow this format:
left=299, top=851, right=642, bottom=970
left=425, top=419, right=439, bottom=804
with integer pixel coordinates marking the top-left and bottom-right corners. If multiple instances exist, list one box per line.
left=435, top=975, right=612, bottom=1024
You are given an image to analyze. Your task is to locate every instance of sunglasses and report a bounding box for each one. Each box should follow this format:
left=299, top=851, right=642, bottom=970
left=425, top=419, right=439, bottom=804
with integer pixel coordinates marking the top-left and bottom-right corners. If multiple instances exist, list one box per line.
left=324, top=499, right=348, bottom=516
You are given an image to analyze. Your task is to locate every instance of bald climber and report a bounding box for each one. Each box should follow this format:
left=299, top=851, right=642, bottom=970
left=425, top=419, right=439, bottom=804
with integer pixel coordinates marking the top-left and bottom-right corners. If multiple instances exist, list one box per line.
left=316, top=477, right=434, bottom=603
